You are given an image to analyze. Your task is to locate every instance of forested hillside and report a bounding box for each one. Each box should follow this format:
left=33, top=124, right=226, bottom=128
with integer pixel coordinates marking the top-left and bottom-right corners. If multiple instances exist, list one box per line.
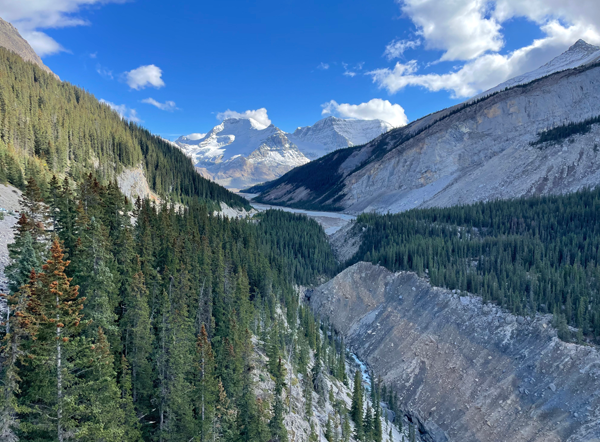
left=0, top=171, right=367, bottom=441
left=350, top=188, right=600, bottom=342
left=0, top=47, right=247, bottom=209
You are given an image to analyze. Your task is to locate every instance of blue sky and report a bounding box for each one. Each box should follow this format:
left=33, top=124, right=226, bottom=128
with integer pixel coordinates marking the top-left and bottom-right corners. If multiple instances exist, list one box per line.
left=1, top=0, right=599, bottom=139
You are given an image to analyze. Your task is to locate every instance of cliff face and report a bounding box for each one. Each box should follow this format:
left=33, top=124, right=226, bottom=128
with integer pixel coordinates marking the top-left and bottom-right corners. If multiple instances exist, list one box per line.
left=0, top=17, right=56, bottom=78
left=256, top=62, right=600, bottom=214
left=309, top=262, right=600, bottom=442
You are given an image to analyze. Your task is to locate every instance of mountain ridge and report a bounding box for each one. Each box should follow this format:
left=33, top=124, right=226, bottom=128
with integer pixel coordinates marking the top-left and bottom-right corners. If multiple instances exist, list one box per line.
left=249, top=40, right=600, bottom=213
left=174, top=115, right=393, bottom=189
left=0, top=17, right=57, bottom=78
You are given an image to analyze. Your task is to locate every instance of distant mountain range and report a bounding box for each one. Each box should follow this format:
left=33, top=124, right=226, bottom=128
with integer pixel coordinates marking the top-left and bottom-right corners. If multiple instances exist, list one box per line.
left=174, top=116, right=393, bottom=189
left=249, top=40, right=600, bottom=213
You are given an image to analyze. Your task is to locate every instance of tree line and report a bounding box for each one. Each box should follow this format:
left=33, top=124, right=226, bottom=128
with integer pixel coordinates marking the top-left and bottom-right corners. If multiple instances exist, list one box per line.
left=351, top=187, right=600, bottom=342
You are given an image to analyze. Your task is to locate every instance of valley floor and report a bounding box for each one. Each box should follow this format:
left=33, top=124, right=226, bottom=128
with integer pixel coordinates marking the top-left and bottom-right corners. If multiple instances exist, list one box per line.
left=240, top=193, right=356, bottom=235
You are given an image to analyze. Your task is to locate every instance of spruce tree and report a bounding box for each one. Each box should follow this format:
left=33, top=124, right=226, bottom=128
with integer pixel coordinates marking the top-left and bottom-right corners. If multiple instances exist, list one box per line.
left=120, top=260, right=153, bottom=414
left=0, top=282, right=35, bottom=442
left=19, top=239, right=89, bottom=440
left=195, top=324, right=217, bottom=441
left=76, top=328, right=141, bottom=441
left=268, top=357, right=288, bottom=442
left=351, top=369, right=364, bottom=427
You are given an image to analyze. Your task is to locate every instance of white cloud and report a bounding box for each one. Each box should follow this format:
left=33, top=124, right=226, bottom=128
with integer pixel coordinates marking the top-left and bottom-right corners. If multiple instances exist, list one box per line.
left=96, top=64, right=113, bottom=79
left=124, top=65, right=165, bottom=90
left=369, top=1, right=600, bottom=98
left=342, top=62, right=356, bottom=77
left=0, top=0, right=125, bottom=57
left=18, top=30, right=66, bottom=56
left=142, top=98, right=178, bottom=111
left=400, top=0, right=503, bottom=61
left=321, top=98, right=408, bottom=127
left=317, top=62, right=330, bottom=70
left=216, top=108, right=271, bottom=128
left=100, top=99, right=142, bottom=123
left=383, top=39, right=421, bottom=60
left=184, top=133, right=207, bottom=141
left=370, top=20, right=600, bottom=98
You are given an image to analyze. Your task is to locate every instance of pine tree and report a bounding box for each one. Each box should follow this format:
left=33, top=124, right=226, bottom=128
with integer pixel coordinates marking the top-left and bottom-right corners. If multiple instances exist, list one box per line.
left=303, top=371, right=313, bottom=418
left=0, top=282, right=35, bottom=442
left=18, top=177, right=50, bottom=248
left=19, top=239, right=89, bottom=440
left=269, top=358, right=288, bottom=441
left=195, top=324, right=217, bottom=441
left=364, top=403, right=373, bottom=441
left=5, top=231, right=40, bottom=295
left=120, top=260, right=153, bottom=414
left=72, top=216, right=119, bottom=346
left=308, top=423, right=319, bottom=442
left=325, top=414, right=334, bottom=442
left=351, top=369, right=364, bottom=429
left=120, top=356, right=143, bottom=442
left=76, top=328, right=141, bottom=441
left=374, top=403, right=383, bottom=442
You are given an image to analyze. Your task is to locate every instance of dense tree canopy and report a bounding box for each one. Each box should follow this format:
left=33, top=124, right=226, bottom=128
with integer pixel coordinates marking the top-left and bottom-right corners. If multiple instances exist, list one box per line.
left=0, top=47, right=248, bottom=209
left=351, top=187, right=600, bottom=342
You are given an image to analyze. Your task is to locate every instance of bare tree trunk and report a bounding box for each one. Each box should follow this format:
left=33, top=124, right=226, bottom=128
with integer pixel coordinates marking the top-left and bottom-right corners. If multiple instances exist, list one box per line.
left=56, top=294, right=63, bottom=442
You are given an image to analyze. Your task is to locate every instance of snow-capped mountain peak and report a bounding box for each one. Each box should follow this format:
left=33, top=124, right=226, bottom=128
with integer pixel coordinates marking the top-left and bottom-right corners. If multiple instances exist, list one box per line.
left=174, top=118, right=309, bottom=190
left=173, top=115, right=394, bottom=189
left=288, top=116, right=394, bottom=159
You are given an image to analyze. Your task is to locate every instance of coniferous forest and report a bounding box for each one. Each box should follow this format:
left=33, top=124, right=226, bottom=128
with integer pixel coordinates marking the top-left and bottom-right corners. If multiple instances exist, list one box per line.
left=0, top=173, right=350, bottom=441
left=0, top=47, right=247, bottom=210
left=351, top=187, right=600, bottom=342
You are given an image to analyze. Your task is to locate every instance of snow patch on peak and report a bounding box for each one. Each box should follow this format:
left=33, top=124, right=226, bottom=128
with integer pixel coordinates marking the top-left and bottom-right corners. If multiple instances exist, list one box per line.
left=289, top=117, right=393, bottom=159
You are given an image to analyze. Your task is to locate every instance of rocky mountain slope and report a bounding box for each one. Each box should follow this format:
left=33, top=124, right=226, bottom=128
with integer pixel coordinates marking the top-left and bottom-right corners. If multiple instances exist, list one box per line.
left=0, top=17, right=56, bottom=78
left=309, top=262, right=600, bottom=442
left=175, top=116, right=393, bottom=189
left=289, top=116, right=393, bottom=159
left=251, top=41, right=600, bottom=213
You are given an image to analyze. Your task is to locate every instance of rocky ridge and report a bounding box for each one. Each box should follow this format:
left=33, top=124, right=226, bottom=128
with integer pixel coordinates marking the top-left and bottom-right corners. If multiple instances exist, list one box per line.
left=309, top=262, right=600, bottom=442
left=0, top=17, right=57, bottom=78
left=253, top=41, right=600, bottom=214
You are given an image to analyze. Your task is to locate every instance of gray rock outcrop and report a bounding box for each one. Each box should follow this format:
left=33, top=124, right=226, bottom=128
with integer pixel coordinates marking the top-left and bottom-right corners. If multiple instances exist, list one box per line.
left=0, top=17, right=57, bottom=78
left=310, top=262, right=600, bottom=442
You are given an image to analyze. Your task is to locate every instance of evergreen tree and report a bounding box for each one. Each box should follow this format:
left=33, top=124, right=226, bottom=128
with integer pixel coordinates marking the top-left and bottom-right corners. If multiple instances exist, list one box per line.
left=195, top=325, right=217, bottom=441
left=303, top=371, right=313, bottom=418
left=268, top=357, right=288, bottom=442
left=121, top=260, right=154, bottom=416
left=325, top=414, right=334, bottom=442
left=19, top=240, right=89, bottom=440
left=5, top=231, right=40, bottom=295
left=351, top=370, right=364, bottom=429
left=76, top=328, right=141, bottom=441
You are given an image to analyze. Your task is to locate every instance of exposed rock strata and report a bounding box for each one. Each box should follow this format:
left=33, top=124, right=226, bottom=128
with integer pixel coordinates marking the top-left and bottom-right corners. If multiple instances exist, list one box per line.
left=310, top=262, right=600, bottom=442
left=257, top=59, right=600, bottom=214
